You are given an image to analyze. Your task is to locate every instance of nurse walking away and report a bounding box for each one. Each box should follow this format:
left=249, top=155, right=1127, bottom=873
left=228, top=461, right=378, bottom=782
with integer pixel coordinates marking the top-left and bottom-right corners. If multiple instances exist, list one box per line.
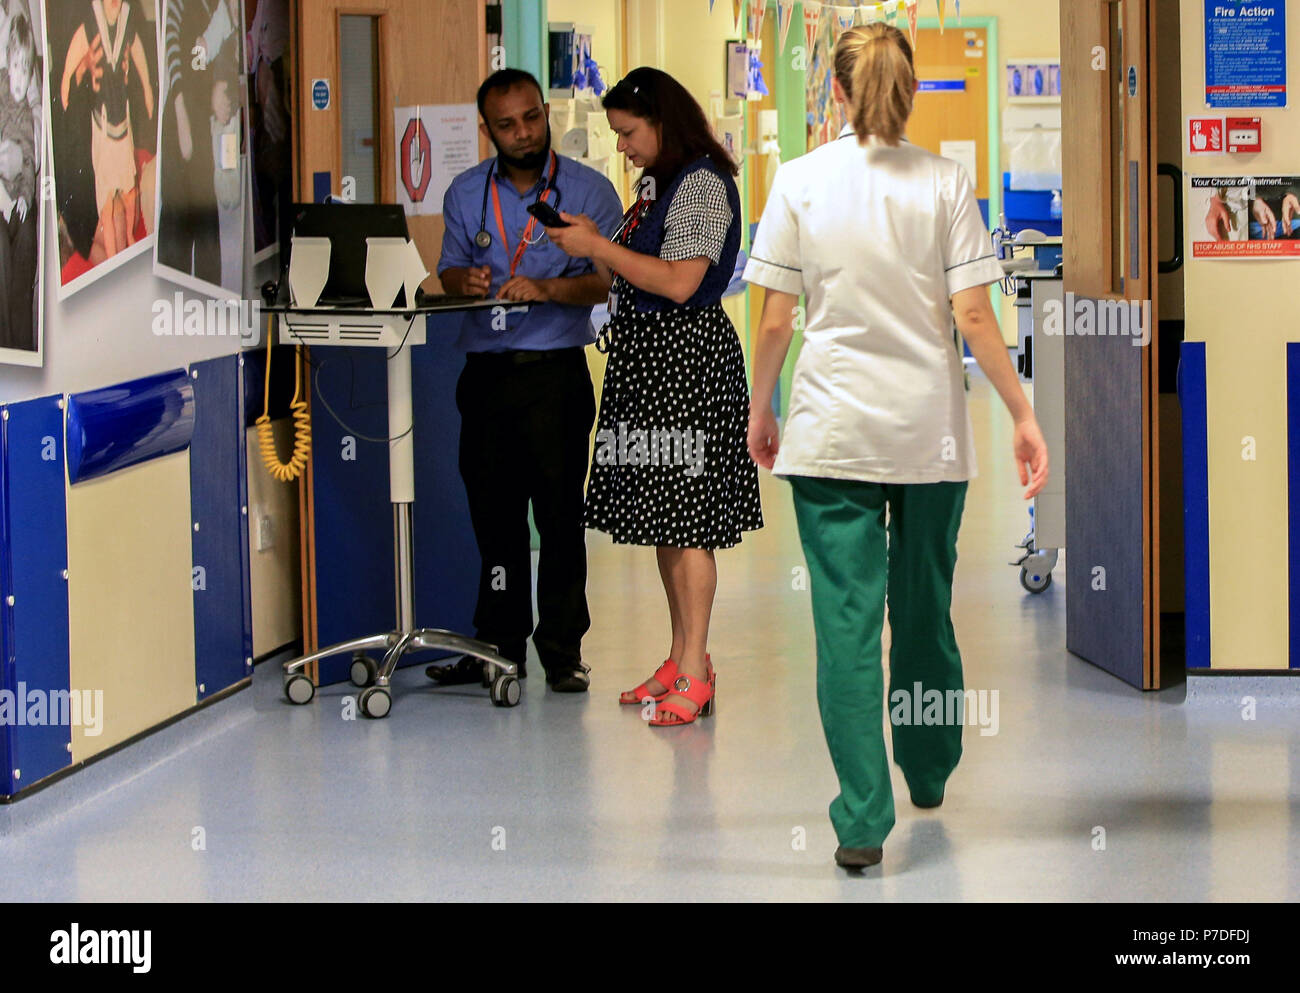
left=547, top=67, right=763, bottom=727
left=433, top=69, right=623, bottom=692
left=744, top=24, right=1048, bottom=868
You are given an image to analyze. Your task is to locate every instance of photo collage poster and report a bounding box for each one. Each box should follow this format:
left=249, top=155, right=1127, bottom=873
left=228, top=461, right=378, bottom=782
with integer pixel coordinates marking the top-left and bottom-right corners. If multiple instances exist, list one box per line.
left=0, top=0, right=46, bottom=365
left=42, top=0, right=159, bottom=304
left=153, top=0, right=246, bottom=300
left=244, top=0, right=289, bottom=263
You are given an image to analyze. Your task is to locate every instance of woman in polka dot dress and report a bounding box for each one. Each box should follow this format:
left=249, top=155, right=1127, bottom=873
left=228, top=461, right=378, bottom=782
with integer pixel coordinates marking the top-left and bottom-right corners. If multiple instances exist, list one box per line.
left=548, top=67, right=763, bottom=727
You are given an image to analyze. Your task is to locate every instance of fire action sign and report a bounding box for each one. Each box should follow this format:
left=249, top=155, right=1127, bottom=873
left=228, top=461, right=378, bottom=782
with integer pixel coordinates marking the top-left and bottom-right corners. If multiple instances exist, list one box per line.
left=1205, top=2, right=1287, bottom=109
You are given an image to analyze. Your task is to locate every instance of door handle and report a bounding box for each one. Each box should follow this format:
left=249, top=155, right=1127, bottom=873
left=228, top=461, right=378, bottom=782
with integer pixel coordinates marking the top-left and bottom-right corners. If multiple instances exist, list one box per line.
left=1158, top=163, right=1183, bottom=274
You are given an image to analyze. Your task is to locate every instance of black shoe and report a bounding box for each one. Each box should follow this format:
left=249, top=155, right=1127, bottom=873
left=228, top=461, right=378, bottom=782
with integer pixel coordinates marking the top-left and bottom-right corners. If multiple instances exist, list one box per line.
left=427, top=656, right=527, bottom=683
left=426, top=656, right=483, bottom=685
left=834, top=845, right=883, bottom=869
left=545, top=662, right=590, bottom=693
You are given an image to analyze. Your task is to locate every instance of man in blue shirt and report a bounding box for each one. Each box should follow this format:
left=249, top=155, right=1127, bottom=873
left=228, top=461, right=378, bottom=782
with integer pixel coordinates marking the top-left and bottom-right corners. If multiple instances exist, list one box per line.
left=431, top=69, right=622, bottom=693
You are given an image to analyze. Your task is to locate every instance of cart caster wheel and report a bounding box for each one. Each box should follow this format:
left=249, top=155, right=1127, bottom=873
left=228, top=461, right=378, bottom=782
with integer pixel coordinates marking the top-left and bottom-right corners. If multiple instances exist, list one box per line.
left=359, top=686, right=392, bottom=719
left=490, top=674, right=521, bottom=708
left=284, top=674, right=315, bottom=705
left=1020, top=566, right=1052, bottom=594
left=350, top=654, right=378, bottom=688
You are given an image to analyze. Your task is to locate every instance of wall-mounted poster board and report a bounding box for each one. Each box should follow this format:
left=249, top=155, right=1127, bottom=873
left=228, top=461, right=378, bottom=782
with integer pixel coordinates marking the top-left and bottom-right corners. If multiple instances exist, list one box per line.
left=1204, top=0, right=1287, bottom=109
left=43, top=0, right=160, bottom=301
left=0, top=0, right=46, bottom=365
left=1189, top=174, right=1300, bottom=258
left=245, top=0, right=291, bottom=263
left=153, top=0, right=247, bottom=301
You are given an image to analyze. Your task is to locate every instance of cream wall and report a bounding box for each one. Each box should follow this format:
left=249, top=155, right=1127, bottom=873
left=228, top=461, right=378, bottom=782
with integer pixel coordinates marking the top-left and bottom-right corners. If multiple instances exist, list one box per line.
left=952, top=0, right=1061, bottom=170
left=1180, top=0, right=1298, bottom=669
left=644, top=0, right=753, bottom=335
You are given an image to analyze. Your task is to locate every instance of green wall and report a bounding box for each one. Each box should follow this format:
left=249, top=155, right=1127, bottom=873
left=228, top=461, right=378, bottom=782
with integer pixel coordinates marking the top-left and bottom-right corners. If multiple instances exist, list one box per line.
left=503, top=0, right=548, bottom=86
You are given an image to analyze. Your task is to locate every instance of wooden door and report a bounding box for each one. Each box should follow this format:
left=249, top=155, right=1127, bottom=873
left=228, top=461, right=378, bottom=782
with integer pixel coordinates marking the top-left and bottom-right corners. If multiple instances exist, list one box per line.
left=296, top=0, right=489, bottom=294
left=293, top=0, right=489, bottom=660
left=908, top=26, right=989, bottom=202
left=1060, top=0, right=1164, bottom=689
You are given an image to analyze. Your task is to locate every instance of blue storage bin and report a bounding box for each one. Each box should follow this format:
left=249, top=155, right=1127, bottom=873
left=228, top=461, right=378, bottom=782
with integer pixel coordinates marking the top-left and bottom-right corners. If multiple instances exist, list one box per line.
left=1003, top=173, right=1062, bottom=237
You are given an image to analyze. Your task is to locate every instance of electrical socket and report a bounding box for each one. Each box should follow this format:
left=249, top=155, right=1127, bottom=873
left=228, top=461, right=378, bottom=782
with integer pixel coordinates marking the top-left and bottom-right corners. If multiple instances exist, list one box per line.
left=257, top=514, right=274, bottom=552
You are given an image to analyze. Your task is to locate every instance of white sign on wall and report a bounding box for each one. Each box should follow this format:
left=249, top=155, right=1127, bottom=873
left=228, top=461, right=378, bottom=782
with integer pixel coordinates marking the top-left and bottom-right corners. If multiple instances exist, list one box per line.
left=394, top=104, right=479, bottom=216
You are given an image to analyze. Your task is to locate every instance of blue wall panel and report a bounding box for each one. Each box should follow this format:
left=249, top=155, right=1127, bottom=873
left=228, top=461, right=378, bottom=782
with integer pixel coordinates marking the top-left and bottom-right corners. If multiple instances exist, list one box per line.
left=410, top=318, right=480, bottom=638
left=189, top=355, right=253, bottom=700
left=309, top=315, right=479, bottom=685
left=1, top=396, right=72, bottom=795
left=1290, top=345, right=1300, bottom=669
left=309, top=345, right=396, bottom=686
left=65, top=370, right=195, bottom=484
left=1179, top=342, right=1210, bottom=670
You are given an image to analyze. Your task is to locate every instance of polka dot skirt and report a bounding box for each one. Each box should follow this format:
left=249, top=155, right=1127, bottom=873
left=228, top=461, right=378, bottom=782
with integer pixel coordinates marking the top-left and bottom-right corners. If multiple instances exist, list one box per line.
left=584, top=302, right=764, bottom=550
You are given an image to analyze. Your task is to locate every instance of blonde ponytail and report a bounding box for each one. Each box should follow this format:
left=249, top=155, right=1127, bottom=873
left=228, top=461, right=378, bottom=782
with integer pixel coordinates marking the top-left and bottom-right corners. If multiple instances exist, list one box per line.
left=834, top=23, right=915, bottom=146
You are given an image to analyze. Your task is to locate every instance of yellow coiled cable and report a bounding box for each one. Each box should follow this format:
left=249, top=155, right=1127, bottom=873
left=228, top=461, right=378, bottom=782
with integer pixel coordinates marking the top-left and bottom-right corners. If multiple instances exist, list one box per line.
left=255, top=313, right=312, bottom=482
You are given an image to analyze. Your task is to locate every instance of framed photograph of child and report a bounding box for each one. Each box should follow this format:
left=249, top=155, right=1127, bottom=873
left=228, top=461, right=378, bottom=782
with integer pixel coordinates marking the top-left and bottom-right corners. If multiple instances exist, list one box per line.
left=42, top=0, right=159, bottom=301
left=152, top=0, right=246, bottom=301
left=0, top=0, right=45, bottom=364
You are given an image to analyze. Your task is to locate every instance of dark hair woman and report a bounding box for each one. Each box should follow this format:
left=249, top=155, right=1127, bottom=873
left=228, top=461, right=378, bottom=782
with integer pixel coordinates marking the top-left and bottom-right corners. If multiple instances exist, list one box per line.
left=547, top=66, right=763, bottom=728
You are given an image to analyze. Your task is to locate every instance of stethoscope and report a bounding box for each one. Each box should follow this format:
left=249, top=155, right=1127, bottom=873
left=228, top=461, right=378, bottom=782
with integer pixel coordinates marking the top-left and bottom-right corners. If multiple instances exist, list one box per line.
left=475, top=151, right=563, bottom=251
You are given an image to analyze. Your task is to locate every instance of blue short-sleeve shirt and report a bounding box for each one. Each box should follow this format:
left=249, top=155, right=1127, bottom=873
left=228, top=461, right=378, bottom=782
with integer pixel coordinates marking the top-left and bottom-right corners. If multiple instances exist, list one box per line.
left=438, top=155, right=624, bottom=353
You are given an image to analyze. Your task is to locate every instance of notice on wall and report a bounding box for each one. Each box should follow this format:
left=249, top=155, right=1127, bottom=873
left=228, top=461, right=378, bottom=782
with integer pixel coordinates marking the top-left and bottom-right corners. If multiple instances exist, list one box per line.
left=1204, top=1, right=1287, bottom=109
left=394, top=104, right=479, bottom=217
left=1189, top=175, right=1300, bottom=258
left=941, top=140, right=978, bottom=187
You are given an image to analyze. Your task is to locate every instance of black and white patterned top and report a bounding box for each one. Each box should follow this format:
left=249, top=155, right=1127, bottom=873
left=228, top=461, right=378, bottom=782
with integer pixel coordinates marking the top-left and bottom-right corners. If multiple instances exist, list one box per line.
left=610, top=171, right=735, bottom=305
left=660, top=171, right=735, bottom=264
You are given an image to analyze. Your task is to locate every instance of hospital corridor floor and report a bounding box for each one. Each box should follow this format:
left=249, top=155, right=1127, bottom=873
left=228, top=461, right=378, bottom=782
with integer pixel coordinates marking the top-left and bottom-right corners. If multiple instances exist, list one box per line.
left=1, top=373, right=1297, bottom=901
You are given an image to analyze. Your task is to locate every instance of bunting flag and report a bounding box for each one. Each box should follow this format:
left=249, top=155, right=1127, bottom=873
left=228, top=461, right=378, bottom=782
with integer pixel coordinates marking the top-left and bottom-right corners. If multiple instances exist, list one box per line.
left=733, top=0, right=744, bottom=31
left=833, top=5, right=857, bottom=43
left=749, top=0, right=768, bottom=40
left=862, top=3, right=886, bottom=24
left=804, top=1, right=823, bottom=54
left=937, top=0, right=946, bottom=32
left=777, top=0, right=797, bottom=53
left=709, top=0, right=715, bottom=11
left=905, top=0, right=919, bottom=46
left=955, top=0, right=962, bottom=26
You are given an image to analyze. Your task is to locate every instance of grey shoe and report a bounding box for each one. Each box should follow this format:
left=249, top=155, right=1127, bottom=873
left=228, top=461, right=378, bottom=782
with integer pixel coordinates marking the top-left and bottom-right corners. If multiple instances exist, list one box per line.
left=834, top=845, right=883, bottom=869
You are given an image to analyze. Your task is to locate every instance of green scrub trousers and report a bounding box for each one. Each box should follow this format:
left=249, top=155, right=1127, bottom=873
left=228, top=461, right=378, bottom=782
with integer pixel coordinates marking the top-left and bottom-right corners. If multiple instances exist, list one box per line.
left=789, top=474, right=968, bottom=849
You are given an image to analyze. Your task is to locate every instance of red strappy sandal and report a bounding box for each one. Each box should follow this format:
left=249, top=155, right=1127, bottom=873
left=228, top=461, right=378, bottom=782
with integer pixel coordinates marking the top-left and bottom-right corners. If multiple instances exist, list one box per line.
left=619, top=658, right=677, bottom=705
left=618, top=654, right=712, bottom=706
left=647, top=666, right=716, bottom=727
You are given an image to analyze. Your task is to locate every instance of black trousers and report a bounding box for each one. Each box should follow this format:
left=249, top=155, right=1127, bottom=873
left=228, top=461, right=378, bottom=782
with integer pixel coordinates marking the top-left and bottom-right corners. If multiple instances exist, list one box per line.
left=456, top=348, right=595, bottom=673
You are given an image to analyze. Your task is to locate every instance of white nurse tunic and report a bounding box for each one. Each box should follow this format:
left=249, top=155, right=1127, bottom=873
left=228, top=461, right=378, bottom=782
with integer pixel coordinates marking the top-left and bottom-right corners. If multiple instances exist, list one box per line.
left=743, top=125, right=1005, bottom=485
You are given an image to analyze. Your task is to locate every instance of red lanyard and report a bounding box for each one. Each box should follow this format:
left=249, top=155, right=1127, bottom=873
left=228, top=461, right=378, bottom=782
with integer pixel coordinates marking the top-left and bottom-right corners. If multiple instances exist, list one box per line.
left=609, top=197, right=651, bottom=282
left=490, top=152, right=559, bottom=278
